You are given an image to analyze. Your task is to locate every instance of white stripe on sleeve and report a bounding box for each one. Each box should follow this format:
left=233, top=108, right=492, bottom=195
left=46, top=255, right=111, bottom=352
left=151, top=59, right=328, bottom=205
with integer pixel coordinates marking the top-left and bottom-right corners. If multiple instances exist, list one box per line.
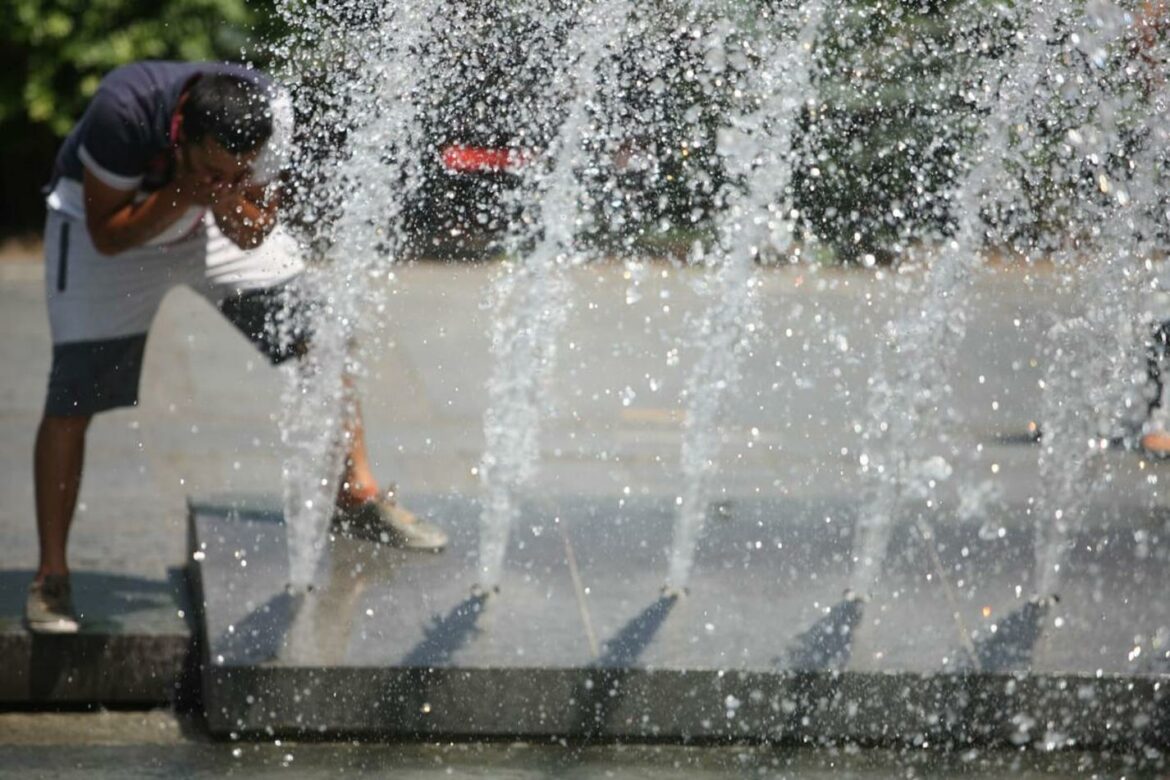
left=78, top=145, right=144, bottom=191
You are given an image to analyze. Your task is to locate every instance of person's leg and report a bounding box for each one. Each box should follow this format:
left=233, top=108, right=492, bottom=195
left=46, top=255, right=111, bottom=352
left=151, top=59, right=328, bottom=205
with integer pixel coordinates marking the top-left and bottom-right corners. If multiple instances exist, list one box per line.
left=1142, top=319, right=1170, bottom=454
left=204, top=225, right=446, bottom=549
left=336, top=390, right=382, bottom=507
left=1145, top=320, right=1168, bottom=419
left=35, top=335, right=151, bottom=587
left=200, top=225, right=378, bottom=501
left=328, top=382, right=447, bottom=549
left=211, top=288, right=448, bottom=548
left=30, top=209, right=183, bottom=631
left=34, top=415, right=92, bottom=580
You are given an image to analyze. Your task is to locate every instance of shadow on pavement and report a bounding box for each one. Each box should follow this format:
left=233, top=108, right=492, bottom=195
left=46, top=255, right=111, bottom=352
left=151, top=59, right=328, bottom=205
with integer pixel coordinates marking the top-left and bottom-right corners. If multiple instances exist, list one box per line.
left=572, top=594, right=679, bottom=736
left=781, top=594, right=865, bottom=672
left=973, top=597, right=1053, bottom=673
left=0, top=569, right=185, bottom=631
left=401, top=592, right=488, bottom=668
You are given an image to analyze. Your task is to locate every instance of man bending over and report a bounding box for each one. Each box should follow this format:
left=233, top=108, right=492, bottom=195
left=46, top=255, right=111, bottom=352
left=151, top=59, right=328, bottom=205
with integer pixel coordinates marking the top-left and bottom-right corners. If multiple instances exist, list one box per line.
left=29, top=60, right=447, bottom=633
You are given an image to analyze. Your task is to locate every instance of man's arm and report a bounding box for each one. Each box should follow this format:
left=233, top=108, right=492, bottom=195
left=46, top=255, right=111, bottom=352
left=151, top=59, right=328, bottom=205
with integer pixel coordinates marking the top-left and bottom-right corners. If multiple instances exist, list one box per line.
left=83, top=170, right=207, bottom=256
left=211, top=184, right=280, bottom=250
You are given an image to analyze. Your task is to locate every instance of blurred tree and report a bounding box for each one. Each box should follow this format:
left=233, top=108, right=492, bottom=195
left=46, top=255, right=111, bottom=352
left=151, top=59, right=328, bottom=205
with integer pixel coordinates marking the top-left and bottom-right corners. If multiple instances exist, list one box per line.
left=793, top=0, right=1001, bottom=265
left=0, top=0, right=284, bottom=236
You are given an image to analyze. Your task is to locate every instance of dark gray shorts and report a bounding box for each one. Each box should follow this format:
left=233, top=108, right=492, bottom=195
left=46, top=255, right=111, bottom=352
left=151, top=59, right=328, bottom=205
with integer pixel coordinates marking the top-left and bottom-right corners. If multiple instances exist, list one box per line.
left=45, top=285, right=314, bottom=417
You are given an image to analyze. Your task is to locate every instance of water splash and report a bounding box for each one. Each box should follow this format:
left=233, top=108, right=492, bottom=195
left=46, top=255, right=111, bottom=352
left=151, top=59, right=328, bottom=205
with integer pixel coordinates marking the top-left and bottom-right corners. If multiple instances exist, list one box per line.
left=258, top=0, right=1169, bottom=608
left=665, top=1, right=826, bottom=591
left=476, top=0, right=635, bottom=589
left=270, top=2, right=440, bottom=586
left=848, top=1, right=1062, bottom=596
left=1033, top=4, right=1165, bottom=597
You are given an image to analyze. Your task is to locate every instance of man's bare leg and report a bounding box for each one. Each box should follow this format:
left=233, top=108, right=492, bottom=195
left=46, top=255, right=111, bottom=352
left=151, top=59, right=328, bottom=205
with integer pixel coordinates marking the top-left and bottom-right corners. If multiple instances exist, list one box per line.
left=329, top=391, right=447, bottom=549
left=1141, top=429, right=1170, bottom=455
left=336, top=396, right=381, bottom=508
left=34, top=415, right=91, bottom=581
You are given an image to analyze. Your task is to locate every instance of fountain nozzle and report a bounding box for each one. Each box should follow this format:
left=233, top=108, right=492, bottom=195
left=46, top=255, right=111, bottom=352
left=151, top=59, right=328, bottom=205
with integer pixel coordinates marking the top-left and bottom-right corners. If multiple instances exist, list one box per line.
left=661, top=584, right=689, bottom=600
left=284, top=582, right=316, bottom=597
left=471, top=583, right=501, bottom=600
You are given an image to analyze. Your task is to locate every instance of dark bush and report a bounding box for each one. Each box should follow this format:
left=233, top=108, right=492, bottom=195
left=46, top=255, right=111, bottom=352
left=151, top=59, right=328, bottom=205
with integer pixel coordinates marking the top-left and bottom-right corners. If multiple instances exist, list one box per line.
left=0, top=0, right=283, bottom=237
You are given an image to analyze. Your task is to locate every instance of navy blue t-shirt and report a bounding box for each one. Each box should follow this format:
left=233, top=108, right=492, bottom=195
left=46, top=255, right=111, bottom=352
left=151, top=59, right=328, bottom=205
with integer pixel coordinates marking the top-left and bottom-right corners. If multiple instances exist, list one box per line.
left=51, top=60, right=276, bottom=194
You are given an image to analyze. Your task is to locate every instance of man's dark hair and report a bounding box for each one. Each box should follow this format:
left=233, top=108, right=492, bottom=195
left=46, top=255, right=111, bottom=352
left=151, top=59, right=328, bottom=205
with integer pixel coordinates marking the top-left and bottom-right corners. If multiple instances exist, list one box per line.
left=182, top=73, right=273, bottom=154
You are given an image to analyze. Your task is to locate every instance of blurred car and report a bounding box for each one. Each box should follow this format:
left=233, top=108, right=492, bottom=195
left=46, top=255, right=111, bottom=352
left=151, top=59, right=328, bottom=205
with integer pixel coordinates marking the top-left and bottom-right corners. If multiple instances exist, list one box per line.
left=290, top=1, right=722, bottom=259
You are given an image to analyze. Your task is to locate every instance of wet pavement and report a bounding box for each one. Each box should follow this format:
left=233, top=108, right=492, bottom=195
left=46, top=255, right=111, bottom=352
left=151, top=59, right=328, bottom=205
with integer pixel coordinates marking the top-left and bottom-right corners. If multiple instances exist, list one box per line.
left=0, top=711, right=1153, bottom=778
left=190, top=493, right=1169, bottom=744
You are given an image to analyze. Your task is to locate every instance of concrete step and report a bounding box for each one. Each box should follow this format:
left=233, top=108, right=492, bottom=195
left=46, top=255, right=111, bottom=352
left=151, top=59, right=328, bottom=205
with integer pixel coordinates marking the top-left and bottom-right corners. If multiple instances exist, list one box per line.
left=189, top=493, right=1170, bottom=748
left=0, top=569, right=194, bottom=705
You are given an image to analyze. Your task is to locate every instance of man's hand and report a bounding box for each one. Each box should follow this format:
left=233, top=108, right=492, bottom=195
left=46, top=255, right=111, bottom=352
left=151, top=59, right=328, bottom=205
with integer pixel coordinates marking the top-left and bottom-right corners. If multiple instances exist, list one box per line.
left=211, top=184, right=280, bottom=250
left=170, top=140, right=279, bottom=250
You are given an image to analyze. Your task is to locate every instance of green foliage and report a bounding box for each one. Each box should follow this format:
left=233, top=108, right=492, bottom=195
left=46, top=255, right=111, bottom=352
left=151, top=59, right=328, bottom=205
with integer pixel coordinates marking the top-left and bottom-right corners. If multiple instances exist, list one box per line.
left=1, top=0, right=282, bottom=134
left=792, top=0, right=1001, bottom=263
left=0, top=0, right=284, bottom=234
left=571, top=0, right=1007, bottom=263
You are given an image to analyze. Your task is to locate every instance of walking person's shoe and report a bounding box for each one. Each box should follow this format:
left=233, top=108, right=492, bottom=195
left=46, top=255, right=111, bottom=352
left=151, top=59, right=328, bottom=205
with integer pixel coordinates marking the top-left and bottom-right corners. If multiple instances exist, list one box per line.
left=332, top=486, right=448, bottom=551
left=25, top=574, right=80, bottom=634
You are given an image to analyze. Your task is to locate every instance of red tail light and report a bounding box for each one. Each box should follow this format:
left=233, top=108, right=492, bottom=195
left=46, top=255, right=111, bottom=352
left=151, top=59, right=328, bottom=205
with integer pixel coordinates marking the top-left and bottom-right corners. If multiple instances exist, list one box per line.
left=441, top=144, right=529, bottom=173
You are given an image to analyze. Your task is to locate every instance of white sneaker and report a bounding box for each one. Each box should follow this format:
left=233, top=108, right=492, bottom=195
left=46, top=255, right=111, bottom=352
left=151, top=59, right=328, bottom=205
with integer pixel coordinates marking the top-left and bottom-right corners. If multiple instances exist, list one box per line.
left=25, top=575, right=80, bottom=634
left=332, top=487, right=449, bottom=551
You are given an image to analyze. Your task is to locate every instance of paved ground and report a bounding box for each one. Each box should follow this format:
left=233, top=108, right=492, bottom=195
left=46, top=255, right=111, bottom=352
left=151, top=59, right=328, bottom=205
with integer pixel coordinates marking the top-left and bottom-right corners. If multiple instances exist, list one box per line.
left=2, top=246, right=1160, bottom=577
left=0, top=710, right=1149, bottom=778
left=2, top=246, right=1169, bottom=769
left=6, top=248, right=1162, bottom=583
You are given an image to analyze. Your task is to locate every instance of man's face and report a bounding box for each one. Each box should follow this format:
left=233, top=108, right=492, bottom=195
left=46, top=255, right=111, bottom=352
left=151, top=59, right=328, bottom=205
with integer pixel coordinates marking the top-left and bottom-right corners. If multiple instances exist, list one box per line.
left=181, top=136, right=259, bottom=189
